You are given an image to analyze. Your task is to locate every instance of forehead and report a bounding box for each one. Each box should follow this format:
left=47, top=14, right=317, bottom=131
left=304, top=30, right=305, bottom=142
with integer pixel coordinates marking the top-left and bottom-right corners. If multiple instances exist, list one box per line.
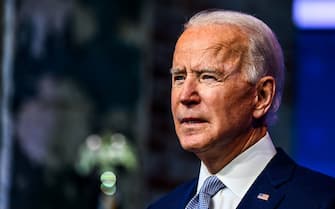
left=173, top=24, right=249, bottom=71
left=176, top=24, right=248, bottom=52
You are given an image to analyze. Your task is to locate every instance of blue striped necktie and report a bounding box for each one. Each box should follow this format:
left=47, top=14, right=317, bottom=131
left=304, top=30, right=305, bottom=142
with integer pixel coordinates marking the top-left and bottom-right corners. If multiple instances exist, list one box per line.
left=185, top=175, right=225, bottom=209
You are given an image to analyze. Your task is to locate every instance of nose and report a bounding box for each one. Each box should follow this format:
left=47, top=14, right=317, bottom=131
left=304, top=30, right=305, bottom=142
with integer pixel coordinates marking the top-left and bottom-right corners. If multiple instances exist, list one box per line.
left=179, top=77, right=200, bottom=106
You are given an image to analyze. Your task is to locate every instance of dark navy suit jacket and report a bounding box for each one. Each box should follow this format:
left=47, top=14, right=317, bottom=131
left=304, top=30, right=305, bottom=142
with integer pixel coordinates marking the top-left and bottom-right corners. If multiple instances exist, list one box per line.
left=147, top=149, right=335, bottom=209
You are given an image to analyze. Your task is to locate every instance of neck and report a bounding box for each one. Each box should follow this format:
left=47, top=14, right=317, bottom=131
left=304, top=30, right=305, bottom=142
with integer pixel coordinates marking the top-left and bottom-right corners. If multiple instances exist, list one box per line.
left=197, top=126, right=267, bottom=174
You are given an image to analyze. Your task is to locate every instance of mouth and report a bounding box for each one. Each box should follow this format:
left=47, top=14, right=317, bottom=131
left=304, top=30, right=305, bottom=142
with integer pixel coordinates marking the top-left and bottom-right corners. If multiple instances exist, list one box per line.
left=180, top=117, right=207, bottom=124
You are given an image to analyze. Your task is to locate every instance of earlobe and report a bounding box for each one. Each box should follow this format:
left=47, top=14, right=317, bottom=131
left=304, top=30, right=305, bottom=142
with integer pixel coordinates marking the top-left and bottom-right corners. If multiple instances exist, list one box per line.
left=253, top=76, right=275, bottom=119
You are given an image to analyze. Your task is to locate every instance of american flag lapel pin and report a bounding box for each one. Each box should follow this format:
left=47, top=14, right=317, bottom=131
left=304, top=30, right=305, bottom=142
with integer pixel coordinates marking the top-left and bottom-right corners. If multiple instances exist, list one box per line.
left=257, top=193, right=270, bottom=201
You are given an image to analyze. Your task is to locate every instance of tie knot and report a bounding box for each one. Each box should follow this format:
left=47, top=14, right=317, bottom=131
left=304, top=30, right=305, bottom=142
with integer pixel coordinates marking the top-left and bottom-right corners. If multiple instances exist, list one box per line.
left=185, top=176, right=225, bottom=209
left=200, top=176, right=225, bottom=197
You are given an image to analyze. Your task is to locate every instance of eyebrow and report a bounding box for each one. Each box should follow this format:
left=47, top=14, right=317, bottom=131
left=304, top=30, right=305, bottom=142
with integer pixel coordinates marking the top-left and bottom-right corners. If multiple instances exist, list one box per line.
left=196, top=68, right=223, bottom=74
left=170, top=67, right=224, bottom=76
left=170, top=68, right=185, bottom=74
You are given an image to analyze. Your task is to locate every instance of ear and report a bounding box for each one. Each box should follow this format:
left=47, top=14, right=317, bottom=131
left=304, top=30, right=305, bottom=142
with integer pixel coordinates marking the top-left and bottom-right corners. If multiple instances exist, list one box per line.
left=253, top=76, right=275, bottom=119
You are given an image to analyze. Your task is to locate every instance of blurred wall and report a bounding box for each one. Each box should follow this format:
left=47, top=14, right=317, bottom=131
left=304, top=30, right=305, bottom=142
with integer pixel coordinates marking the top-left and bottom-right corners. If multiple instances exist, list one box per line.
left=11, top=0, right=146, bottom=209
left=294, top=30, right=335, bottom=177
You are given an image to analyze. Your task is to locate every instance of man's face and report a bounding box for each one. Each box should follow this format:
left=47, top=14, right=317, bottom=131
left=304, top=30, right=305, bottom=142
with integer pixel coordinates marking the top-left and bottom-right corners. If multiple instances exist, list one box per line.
left=171, top=24, right=257, bottom=155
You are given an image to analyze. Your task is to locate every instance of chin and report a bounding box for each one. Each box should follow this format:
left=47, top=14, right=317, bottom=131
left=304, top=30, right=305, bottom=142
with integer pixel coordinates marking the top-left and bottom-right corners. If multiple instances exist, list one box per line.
left=179, top=137, right=208, bottom=153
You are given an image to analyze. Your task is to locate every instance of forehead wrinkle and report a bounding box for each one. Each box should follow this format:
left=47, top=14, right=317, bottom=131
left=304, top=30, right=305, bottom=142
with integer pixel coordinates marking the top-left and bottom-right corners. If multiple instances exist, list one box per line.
left=173, top=24, right=249, bottom=74
left=205, top=38, right=247, bottom=74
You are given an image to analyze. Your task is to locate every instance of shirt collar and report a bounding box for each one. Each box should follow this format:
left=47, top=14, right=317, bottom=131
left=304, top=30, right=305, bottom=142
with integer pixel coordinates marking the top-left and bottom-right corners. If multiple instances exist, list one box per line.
left=197, top=132, right=276, bottom=198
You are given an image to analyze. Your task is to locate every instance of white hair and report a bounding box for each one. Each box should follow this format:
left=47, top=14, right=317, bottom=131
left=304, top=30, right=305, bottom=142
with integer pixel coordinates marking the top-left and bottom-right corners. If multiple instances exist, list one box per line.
left=184, top=10, right=285, bottom=125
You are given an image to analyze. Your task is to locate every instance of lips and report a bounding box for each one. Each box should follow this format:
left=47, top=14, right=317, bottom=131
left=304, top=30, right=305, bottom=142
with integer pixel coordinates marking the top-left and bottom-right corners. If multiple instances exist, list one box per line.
left=180, top=117, right=207, bottom=124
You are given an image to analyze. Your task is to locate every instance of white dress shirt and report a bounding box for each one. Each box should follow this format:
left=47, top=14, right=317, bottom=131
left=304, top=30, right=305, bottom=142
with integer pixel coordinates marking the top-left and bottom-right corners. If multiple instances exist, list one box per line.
left=195, top=132, right=276, bottom=209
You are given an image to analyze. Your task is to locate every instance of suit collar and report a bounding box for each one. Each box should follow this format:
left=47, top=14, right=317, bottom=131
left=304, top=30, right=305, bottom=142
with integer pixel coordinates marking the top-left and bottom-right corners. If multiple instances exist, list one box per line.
left=236, top=148, right=296, bottom=209
left=266, top=148, right=295, bottom=187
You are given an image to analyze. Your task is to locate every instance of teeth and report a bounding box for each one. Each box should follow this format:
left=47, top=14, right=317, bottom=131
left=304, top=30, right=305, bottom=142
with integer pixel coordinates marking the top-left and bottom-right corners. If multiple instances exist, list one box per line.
left=186, top=121, right=197, bottom=124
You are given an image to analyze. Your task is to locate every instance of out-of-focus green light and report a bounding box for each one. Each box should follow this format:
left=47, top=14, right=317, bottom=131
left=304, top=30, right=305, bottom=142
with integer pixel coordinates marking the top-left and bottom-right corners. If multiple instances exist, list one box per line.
left=100, top=171, right=116, bottom=186
left=100, top=183, right=116, bottom=196
left=100, top=171, right=116, bottom=195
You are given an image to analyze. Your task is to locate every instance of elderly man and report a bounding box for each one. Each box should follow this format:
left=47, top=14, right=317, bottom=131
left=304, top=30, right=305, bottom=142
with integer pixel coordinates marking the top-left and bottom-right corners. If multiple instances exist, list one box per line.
left=147, top=10, right=335, bottom=209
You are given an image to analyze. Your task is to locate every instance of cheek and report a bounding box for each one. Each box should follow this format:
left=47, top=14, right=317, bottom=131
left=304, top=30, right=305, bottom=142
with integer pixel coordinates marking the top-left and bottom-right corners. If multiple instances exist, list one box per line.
left=224, top=94, right=255, bottom=127
left=207, top=88, right=255, bottom=122
left=171, top=90, right=179, bottom=120
left=171, top=90, right=176, bottom=109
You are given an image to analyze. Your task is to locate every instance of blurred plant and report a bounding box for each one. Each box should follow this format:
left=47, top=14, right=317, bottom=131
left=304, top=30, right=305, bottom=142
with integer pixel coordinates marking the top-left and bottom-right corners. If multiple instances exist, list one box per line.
left=76, top=132, right=137, bottom=177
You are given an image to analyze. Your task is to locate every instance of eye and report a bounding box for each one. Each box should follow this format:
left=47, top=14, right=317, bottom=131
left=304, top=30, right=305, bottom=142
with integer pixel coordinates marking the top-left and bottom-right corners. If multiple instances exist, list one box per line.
left=200, top=74, right=218, bottom=82
left=174, top=75, right=185, bottom=80
left=172, top=74, right=186, bottom=84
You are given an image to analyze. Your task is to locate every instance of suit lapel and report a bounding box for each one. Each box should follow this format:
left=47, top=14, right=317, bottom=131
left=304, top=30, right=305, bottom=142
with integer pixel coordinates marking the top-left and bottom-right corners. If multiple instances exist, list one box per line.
left=175, top=179, right=197, bottom=209
left=236, top=148, right=296, bottom=209
left=160, top=178, right=197, bottom=209
left=236, top=175, right=286, bottom=209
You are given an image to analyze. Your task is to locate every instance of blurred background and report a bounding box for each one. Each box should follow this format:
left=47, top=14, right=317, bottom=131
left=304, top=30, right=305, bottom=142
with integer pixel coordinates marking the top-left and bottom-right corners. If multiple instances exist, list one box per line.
left=0, top=0, right=335, bottom=209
